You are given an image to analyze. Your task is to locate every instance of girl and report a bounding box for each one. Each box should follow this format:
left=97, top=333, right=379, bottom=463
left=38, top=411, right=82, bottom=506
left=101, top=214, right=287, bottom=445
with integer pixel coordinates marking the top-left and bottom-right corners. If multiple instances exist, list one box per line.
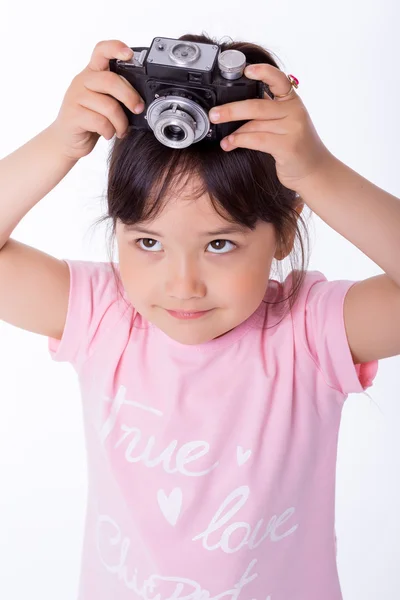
left=1, top=33, right=399, bottom=600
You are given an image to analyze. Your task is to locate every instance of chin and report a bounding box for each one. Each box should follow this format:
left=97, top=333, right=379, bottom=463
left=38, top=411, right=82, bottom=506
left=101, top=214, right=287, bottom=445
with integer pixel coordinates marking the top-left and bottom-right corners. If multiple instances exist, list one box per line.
left=149, top=307, right=237, bottom=345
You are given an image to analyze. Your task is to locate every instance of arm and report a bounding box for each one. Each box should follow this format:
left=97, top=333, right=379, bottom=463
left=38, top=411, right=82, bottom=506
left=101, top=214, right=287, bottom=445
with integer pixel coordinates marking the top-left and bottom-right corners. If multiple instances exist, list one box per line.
left=296, top=153, right=400, bottom=364
left=0, top=125, right=78, bottom=250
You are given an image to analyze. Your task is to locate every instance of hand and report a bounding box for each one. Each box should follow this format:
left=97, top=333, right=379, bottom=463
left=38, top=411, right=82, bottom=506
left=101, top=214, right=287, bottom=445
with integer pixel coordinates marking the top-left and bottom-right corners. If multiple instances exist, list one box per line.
left=209, top=63, right=333, bottom=193
left=49, top=40, right=145, bottom=161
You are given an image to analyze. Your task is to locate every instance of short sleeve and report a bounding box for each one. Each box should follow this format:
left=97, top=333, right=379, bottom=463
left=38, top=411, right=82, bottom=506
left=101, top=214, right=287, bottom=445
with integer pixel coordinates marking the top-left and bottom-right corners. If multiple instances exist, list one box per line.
left=47, top=259, right=129, bottom=370
left=294, top=271, right=379, bottom=395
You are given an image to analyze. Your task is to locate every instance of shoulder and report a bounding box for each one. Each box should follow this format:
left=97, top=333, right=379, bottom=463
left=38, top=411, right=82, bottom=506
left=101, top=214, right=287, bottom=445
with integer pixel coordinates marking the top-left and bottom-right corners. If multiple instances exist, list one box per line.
left=268, top=269, right=379, bottom=394
left=265, top=270, right=330, bottom=319
left=48, top=259, right=135, bottom=367
left=64, top=258, right=129, bottom=305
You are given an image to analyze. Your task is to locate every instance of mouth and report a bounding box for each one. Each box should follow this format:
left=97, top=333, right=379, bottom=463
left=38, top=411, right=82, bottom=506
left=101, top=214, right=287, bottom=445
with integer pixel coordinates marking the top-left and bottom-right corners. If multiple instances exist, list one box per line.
left=166, top=308, right=213, bottom=320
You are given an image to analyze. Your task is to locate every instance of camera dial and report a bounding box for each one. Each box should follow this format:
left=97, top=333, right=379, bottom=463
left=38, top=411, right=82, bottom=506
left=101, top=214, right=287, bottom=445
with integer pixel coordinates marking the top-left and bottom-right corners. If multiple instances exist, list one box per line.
left=168, top=42, right=201, bottom=65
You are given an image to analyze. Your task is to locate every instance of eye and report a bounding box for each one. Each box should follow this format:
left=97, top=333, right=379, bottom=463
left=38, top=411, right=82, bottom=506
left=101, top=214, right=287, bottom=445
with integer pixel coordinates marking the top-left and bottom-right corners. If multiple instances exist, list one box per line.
left=136, top=238, right=163, bottom=252
left=207, top=240, right=236, bottom=254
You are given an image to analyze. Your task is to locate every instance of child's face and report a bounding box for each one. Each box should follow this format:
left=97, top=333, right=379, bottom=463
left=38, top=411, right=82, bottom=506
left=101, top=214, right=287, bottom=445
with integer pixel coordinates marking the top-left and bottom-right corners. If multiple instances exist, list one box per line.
left=116, top=183, right=279, bottom=345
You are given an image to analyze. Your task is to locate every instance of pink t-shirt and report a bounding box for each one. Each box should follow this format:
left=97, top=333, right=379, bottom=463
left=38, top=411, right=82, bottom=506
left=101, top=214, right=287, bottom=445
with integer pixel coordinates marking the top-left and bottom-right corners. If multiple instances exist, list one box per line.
left=48, top=260, right=378, bottom=600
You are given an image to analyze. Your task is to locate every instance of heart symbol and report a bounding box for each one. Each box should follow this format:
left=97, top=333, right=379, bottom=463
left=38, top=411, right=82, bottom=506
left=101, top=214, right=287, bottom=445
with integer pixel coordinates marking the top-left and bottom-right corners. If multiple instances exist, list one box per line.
left=237, top=446, right=252, bottom=466
left=157, top=487, right=183, bottom=526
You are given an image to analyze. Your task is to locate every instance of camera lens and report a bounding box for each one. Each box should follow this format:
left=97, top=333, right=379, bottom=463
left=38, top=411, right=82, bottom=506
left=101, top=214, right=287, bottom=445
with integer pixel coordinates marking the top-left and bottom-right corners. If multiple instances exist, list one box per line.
left=163, top=124, right=186, bottom=142
left=146, top=95, right=210, bottom=148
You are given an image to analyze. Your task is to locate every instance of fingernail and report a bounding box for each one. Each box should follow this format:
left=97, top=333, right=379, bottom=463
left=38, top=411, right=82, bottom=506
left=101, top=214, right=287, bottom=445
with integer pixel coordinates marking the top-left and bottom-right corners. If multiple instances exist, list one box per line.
left=119, top=48, right=133, bottom=60
left=133, top=103, right=145, bottom=114
left=209, top=109, right=220, bottom=122
left=245, top=66, right=256, bottom=76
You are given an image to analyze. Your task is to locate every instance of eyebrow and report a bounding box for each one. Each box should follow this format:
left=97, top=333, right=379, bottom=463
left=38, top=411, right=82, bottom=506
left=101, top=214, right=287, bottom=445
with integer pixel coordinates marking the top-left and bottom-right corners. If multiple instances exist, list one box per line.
left=123, top=224, right=250, bottom=237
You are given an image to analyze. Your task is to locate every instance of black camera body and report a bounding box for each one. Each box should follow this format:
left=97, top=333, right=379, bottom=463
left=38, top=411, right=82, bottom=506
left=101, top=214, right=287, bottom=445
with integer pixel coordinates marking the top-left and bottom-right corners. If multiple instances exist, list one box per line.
left=109, top=36, right=269, bottom=149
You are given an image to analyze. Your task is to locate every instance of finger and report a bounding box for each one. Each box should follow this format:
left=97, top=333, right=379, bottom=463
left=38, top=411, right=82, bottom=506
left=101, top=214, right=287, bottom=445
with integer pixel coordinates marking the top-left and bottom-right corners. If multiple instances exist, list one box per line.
left=244, top=63, right=300, bottom=102
left=221, top=120, right=286, bottom=150
left=88, top=39, right=133, bottom=72
left=210, top=98, right=288, bottom=125
left=84, top=70, right=144, bottom=115
left=74, top=105, right=116, bottom=141
left=77, top=88, right=129, bottom=139
left=231, top=118, right=288, bottom=137
left=120, top=75, right=145, bottom=107
left=221, top=131, right=280, bottom=154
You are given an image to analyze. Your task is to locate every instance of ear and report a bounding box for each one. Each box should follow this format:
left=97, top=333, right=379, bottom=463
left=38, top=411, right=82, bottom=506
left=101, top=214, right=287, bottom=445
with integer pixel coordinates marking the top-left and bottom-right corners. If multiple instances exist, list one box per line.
left=274, top=200, right=304, bottom=261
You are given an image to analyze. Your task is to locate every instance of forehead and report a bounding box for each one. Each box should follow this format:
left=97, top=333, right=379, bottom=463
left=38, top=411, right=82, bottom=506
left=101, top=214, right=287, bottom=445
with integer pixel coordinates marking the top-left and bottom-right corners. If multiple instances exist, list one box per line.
left=119, top=192, right=249, bottom=236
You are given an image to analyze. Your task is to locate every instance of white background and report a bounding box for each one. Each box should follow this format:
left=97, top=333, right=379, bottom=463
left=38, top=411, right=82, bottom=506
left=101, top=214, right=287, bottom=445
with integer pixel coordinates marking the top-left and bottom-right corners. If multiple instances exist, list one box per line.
left=0, top=1, right=399, bottom=598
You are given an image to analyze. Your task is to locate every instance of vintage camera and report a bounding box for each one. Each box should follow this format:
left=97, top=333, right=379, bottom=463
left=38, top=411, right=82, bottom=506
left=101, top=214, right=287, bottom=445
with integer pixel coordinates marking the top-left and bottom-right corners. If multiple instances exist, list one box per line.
left=109, top=36, right=271, bottom=149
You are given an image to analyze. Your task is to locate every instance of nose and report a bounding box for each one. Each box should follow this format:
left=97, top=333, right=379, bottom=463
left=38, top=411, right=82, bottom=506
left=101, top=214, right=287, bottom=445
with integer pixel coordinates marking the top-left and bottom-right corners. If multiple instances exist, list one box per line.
left=165, top=258, right=206, bottom=300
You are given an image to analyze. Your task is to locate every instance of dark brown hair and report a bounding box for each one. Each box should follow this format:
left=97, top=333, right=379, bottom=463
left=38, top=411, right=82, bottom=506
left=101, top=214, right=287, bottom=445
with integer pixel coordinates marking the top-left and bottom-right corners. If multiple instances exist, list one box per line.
left=92, top=32, right=311, bottom=324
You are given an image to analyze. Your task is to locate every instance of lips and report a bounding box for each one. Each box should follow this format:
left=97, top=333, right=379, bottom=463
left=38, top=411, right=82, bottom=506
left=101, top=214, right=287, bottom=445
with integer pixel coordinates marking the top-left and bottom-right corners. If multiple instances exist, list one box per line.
left=166, top=308, right=212, bottom=320
left=168, top=309, right=207, bottom=313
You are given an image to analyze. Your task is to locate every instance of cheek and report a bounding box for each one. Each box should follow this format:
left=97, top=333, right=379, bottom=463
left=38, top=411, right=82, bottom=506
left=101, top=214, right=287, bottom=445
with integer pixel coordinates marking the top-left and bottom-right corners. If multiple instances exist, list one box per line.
left=118, top=251, right=153, bottom=297
left=221, top=259, right=272, bottom=301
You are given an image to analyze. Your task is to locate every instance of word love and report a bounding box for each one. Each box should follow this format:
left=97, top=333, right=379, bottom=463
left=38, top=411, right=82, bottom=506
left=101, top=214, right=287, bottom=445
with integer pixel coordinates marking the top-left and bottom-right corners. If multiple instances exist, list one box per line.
left=193, top=485, right=298, bottom=554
